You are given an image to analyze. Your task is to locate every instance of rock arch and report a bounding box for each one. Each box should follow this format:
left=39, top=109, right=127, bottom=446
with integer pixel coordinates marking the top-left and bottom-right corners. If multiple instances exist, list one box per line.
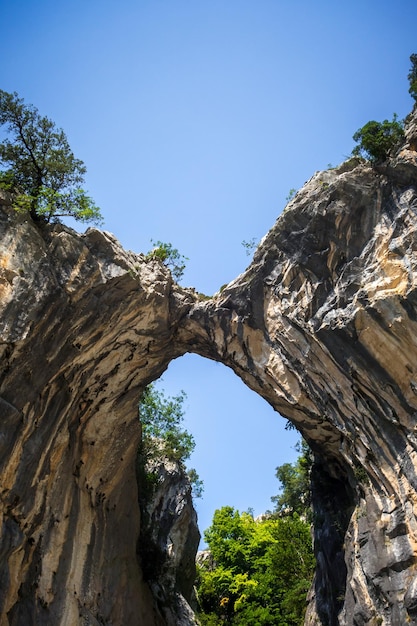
left=1, top=109, right=417, bottom=625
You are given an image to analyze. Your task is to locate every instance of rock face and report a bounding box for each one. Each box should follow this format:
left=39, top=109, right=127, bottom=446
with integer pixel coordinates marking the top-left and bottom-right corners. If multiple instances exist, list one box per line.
left=1, top=106, right=417, bottom=625
left=0, top=204, right=199, bottom=625
left=138, top=457, right=200, bottom=625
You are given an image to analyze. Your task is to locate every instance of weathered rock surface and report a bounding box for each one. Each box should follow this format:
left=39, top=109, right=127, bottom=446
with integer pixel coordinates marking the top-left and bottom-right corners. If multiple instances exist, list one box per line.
left=0, top=203, right=199, bottom=625
left=138, top=457, right=200, bottom=625
left=1, top=105, right=417, bottom=625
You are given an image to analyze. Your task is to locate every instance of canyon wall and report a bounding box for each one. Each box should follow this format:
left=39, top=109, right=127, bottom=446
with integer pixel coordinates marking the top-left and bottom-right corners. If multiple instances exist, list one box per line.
left=0, top=107, right=417, bottom=624
left=0, top=203, right=198, bottom=625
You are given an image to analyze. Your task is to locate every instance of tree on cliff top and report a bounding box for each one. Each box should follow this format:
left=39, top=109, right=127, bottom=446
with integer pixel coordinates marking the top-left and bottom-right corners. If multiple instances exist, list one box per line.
left=352, top=113, right=404, bottom=163
left=351, top=55, right=417, bottom=163
left=0, top=90, right=102, bottom=224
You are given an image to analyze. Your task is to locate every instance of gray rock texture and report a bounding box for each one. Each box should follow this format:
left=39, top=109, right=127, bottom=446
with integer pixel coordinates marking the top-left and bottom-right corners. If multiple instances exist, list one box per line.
left=1, top=105, right=417, bottom=624
left=138, top=457, right=200, bottom=625
left=0, top=202, right=198, bottom=625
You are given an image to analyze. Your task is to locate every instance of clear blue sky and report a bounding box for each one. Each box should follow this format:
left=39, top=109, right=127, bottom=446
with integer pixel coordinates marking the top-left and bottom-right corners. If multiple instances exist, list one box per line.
left=1, top=0, right=416, bottom=543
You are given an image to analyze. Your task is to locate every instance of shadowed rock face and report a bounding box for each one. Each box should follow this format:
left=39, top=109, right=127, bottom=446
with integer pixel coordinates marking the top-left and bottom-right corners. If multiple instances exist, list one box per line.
left=138, top=458, right=200, bottom=625
left=1, top=106, right=417, bottom=625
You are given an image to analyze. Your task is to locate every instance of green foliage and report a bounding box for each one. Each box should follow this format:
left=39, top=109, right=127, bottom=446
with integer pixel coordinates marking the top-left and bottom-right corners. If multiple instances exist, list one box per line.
left=139, top=383, right=194, bottom=464
left=286, top=188, right=297, bottom=203
left=0, top=170, right=15, bottom=190
left=146, top=240, right=188, bottom=281
left=241, top=238, right=258, bottom=257
left=0, top=90, right=102, bottom=224
left=352, top=114, right=404, bottom=163
left=197, top=506, right=314, bottom=625
left=198, top=613, right=224, bottom=626
left=187, top=467, right=204, bottom=499
left=196, top=441, right=315, bottom=625
left=197, top=291, right=211, bottom=301
left=408, top=53, right=417, bottom=102
left=138, top=383, right=203, bottom=497
left=271, top=439, right=312, bottom=520
left=353, top=463, right=369, bottom=485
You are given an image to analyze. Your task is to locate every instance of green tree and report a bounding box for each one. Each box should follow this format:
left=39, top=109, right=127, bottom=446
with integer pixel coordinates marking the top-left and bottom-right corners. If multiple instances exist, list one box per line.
left=0, top=90, right=102, bottom=224
left=286, top=188, right=297, bottom=203
left=138, top=383, right=203, bottom=497
left=146, top=240, right=188, bottom=281
left=352, top=113, right=404, bottom=163
left=187, top=467, right=204, bottom=499
left=271, top=439, right=312, bottom=519
left=203, top=506, right=254, bottom=572
left=196, top=441, right=315, bottom=625
left=197, top=507, right=314, bottom=625
left=408, top=53, right=417, bottom=102
left=139, top=383, right=194, bottom=465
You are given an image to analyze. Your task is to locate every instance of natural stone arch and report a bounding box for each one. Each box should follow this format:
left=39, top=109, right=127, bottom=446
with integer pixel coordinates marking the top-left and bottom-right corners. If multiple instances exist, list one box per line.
left=177, top=142, right=417, bottom=624
left=158, top=351, right=300, bottom=520
left=1, top=108, right=417, bottom=625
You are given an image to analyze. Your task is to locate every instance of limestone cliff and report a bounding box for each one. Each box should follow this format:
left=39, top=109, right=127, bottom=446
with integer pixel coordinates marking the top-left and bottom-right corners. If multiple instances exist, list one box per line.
left=0, top=204, right=199, bottom=625
left=138, top=457, right=200, bottom=625
left=0, top=105, right=417, bottom=625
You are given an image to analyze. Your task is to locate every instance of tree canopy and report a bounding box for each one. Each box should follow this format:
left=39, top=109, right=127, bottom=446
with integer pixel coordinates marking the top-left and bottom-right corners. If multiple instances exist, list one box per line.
left=138, top=383, right=203, bottom=498
left=139, top=383, right=195, bottom=465
left=352, top=114, right=404, bottom=163
left=197, top=507, right=314, bottom=625
left=196, top=441, right=315, bottom=625
left=0, top=90, right=102, bottom=224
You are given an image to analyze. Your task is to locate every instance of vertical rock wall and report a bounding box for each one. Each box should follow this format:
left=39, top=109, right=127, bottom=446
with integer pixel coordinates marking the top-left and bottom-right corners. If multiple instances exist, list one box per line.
left=0, top=200, right=199, bottom=625
left=138, top=458, right=200, bottom=625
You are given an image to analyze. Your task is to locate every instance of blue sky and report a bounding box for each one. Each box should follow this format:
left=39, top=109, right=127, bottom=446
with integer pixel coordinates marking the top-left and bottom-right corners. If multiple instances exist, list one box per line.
left=1, top=0, right=416, bottom=543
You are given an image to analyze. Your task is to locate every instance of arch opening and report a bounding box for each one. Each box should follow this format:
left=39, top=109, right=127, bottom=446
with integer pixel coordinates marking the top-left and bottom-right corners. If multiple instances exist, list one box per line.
left=156, top=353, right=302, bottom=540
left=137, top=352, right=357, bottom=625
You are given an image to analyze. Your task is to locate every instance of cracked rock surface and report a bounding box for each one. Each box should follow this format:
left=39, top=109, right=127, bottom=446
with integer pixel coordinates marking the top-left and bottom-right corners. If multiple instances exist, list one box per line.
left=1, top=105, right=417, bottom=625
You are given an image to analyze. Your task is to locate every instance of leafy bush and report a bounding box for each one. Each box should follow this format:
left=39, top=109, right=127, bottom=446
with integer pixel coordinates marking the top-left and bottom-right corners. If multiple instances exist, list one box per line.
left=146, top=240, right=188, bottom=281
left=241, top=238, right=258, bottom=257
left=286, top=188, right=297, bottom=203
left=352, top=114, right=404, bottom=163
